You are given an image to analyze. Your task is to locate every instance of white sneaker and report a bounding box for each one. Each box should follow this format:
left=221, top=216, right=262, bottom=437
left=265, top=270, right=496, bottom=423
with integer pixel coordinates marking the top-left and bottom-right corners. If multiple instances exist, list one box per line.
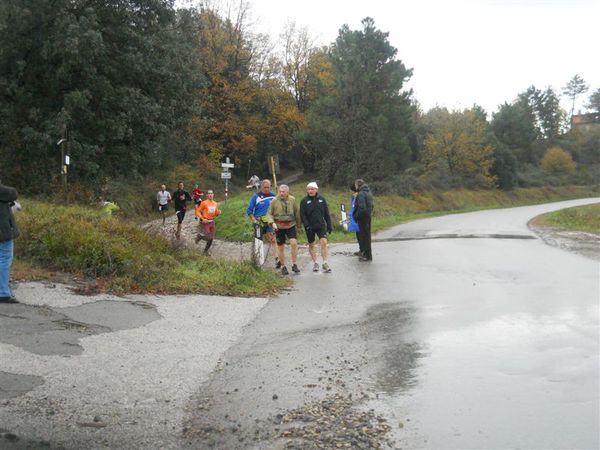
left=322, top=263, right=332, bottom=273
left=313, top=262, right=319, bottom=272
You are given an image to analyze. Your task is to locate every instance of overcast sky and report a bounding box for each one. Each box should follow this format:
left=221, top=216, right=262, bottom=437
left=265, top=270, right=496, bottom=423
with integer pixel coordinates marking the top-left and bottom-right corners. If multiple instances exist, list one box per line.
left=247, top=0, right=599, bottom=116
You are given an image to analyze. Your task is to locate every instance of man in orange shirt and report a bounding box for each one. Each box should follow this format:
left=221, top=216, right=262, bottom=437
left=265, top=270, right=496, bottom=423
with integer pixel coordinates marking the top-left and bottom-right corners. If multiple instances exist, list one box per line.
left=195, top=189, right=221, bottom=255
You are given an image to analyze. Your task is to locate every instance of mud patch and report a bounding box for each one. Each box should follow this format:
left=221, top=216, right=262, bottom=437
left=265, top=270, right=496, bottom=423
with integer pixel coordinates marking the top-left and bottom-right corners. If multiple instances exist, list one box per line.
left=0, top=371, right=44, bottom=400
left=529, top=222, right=600, bottom=261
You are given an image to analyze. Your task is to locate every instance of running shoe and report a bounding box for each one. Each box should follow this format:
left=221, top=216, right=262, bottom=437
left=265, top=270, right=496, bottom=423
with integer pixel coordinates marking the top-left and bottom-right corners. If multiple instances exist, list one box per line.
left=322, top=263, right=332, bottom=273
left=281, top=266, right=289, bottom=275
left=275, top=258, right=282, bottom=269
left=291, top=264, right=300, bottom=273
left=313, top=262, right=319, bottom=272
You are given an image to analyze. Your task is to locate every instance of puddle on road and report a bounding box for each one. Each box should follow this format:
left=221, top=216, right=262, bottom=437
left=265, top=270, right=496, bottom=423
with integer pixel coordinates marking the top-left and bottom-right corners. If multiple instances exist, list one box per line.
left=360, top=302, right=424, bottom=395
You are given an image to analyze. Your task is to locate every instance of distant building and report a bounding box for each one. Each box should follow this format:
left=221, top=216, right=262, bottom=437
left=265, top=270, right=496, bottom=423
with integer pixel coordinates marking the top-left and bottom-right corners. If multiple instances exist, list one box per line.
left=572, top=113, right=600, bottom=132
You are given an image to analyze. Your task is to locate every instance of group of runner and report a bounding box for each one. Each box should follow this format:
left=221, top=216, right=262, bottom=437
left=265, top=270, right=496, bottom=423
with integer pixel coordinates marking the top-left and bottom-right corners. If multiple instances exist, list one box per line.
left=156, top=181, right=220, bottom=255
left=156, top=177, right=374, bottom=270
left=246, top=177, right=373, bottom=274
left=247, top=180, right=332, bottom=274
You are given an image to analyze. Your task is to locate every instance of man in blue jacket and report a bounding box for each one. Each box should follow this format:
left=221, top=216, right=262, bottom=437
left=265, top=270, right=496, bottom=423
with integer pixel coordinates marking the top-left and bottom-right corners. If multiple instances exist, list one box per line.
left=246, top=179, right=279, bottom=268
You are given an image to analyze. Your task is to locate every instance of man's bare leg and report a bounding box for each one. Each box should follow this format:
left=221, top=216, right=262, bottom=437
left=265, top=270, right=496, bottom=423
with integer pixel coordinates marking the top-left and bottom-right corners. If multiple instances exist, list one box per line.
left=320, top=238, right=328, bottom=263
left=308, top=242, right=317, bottom=263
left=290, top=238, right=298, bottom=264
left=277, top=244, right=286, bottom=267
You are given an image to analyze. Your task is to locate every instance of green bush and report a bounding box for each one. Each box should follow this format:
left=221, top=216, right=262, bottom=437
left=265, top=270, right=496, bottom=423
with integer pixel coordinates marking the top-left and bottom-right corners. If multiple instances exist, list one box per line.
left=541, top=147, right=576, bottom=175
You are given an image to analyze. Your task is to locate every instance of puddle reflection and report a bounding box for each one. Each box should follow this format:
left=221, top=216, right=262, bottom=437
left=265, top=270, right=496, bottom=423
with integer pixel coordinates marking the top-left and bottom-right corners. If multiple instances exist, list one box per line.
left=360, top=302, right=425, bottom=395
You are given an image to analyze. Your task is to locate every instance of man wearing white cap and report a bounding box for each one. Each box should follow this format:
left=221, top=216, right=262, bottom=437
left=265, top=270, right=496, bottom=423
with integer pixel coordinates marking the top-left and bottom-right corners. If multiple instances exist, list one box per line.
left=300, top=181, right=333, bottom=273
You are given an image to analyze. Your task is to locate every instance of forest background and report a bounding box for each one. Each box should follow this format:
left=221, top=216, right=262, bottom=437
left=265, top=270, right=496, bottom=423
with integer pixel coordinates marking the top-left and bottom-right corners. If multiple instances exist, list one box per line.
left=1, top=0, right=599, bottom=205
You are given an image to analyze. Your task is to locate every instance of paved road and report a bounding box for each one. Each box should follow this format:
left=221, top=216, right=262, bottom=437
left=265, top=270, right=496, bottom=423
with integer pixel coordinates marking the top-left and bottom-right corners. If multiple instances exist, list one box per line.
left=1, top=198, right=598, bottom=449
left=184, top=197, right=600, bottom=449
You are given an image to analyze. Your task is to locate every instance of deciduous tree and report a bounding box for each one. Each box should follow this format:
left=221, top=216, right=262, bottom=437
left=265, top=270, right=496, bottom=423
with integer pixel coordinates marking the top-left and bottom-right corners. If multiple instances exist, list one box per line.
left=540, top=146, right=576, bottom=175
left=420, top=108, right=496, bottom=188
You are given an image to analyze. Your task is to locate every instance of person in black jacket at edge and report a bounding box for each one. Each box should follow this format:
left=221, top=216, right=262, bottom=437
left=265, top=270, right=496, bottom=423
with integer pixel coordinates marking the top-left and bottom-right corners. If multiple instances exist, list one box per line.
left=352, top=179, right=374, bottom=262
left=0, top=181, right=19, bottom=303
left=300, top=182, right=333, bottom=273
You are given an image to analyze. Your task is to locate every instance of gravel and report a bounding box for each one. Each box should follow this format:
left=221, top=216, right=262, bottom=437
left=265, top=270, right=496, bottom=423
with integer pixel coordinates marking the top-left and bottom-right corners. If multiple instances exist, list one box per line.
left=1, top=282, right=269, bottom=449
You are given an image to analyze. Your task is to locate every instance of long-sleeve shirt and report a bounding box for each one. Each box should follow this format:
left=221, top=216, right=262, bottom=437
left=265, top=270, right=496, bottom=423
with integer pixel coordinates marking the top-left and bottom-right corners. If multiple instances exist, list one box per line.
left=196, top=199, right=221, bottom=221
left=266, top=195, right=301, bottom=229
left=246, top=191, right=276, bottom=219
left=300, top=194, right=332, bottom=232
left=172, top=189, right=191, bottom=212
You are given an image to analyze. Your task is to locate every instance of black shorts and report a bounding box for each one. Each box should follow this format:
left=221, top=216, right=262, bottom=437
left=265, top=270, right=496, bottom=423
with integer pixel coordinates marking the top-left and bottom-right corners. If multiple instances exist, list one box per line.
left=159, top=204, right=169, bottom=212
left=275, top=226, right=297, bottom=245
left=306, top=227, right=328, bottom=244
left=176, top=209, right=186, bottom=224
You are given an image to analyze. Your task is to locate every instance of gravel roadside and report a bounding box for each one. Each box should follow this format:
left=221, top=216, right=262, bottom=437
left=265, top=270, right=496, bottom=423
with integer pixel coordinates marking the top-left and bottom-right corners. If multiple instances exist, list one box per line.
left=0, top=282, right=269, bottom=449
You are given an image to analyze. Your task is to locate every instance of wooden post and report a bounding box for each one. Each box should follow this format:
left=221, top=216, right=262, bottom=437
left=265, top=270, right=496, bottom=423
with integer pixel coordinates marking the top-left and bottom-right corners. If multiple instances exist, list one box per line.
left=271, top=156, right=278, bottom=189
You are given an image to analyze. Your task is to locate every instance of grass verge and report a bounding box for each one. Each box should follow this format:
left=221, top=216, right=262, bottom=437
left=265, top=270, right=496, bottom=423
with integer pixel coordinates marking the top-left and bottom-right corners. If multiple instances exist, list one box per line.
left=218, top=184, right=600, bottom=243
left=14, top=199, right=288, bottom=296
left=532, top=203, right=600, bottom=234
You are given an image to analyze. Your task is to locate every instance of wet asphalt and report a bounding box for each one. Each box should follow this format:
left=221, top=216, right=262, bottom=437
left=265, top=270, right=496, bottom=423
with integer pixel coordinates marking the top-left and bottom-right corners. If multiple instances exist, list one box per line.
left=184, top=197, right=600, bottom=449
left=1, top=197, right=598, bottom=449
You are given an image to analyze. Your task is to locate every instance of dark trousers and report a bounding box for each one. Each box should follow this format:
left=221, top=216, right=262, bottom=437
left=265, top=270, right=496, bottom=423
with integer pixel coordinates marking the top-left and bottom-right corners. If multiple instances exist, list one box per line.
left=356, top=216, right=372, bottom=260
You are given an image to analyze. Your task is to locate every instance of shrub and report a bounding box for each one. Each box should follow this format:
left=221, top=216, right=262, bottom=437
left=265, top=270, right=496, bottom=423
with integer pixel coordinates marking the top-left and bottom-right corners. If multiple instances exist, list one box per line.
left=14, top=199, right=287, bottom=295
left=541, top=147, right=576, bottom=175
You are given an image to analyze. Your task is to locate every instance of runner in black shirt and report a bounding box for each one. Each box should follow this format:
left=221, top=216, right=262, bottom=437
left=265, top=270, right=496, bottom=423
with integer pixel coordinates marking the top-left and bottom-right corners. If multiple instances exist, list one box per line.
left=172, top=181, right=191, bottom=240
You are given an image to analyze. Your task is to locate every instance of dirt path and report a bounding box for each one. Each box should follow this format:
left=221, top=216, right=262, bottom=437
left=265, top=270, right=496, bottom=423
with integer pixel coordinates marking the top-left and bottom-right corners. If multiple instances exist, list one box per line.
left=143, top=213, right=252, bottom=261
left=143, top=212, right=317, bottom=270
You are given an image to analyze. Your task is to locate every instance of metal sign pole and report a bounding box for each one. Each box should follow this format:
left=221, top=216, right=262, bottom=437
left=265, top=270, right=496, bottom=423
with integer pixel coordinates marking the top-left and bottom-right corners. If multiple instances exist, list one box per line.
left=221, top=157, right=235, bottom=201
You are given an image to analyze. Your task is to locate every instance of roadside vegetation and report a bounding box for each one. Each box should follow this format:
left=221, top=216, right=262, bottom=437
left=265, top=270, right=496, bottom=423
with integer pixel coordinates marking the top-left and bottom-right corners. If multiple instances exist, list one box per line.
left=14, top=199, right=288, bottom=296
left=533, top=203, right=600, bottom=234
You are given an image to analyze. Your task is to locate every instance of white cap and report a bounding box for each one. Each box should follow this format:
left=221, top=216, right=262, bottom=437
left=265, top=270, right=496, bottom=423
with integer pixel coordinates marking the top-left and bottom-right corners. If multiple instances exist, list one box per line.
left=307, top=182, right=318, bottom=189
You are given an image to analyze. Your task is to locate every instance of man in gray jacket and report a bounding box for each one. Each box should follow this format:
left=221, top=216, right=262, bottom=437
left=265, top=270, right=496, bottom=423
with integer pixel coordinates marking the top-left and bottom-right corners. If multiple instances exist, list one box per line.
left=0, top=182, right=19, bottom=303
left=352, top=179, right=374, bottom=262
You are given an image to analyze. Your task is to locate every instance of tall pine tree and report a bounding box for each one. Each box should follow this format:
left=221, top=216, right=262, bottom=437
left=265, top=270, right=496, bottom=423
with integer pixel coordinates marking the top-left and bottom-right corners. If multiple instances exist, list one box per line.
left=307, top=18, right=414, bottom=185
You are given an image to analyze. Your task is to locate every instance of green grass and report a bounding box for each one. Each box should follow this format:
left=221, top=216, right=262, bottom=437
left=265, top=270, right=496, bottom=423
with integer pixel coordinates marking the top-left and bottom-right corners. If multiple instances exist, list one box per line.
left=15, top=199, right=288, bottom=296
left=217, top=184, right=600, bottom=242
left=536, top=203, right=600, bottom=234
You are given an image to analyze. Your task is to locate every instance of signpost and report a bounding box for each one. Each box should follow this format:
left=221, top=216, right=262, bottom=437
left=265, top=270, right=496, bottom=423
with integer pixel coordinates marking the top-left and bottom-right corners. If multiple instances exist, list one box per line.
left=221, top=157, right=235, bottom=200
left=268, top=155, right=280, bottom=188
left=57, top=138, right=69, bottom=200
